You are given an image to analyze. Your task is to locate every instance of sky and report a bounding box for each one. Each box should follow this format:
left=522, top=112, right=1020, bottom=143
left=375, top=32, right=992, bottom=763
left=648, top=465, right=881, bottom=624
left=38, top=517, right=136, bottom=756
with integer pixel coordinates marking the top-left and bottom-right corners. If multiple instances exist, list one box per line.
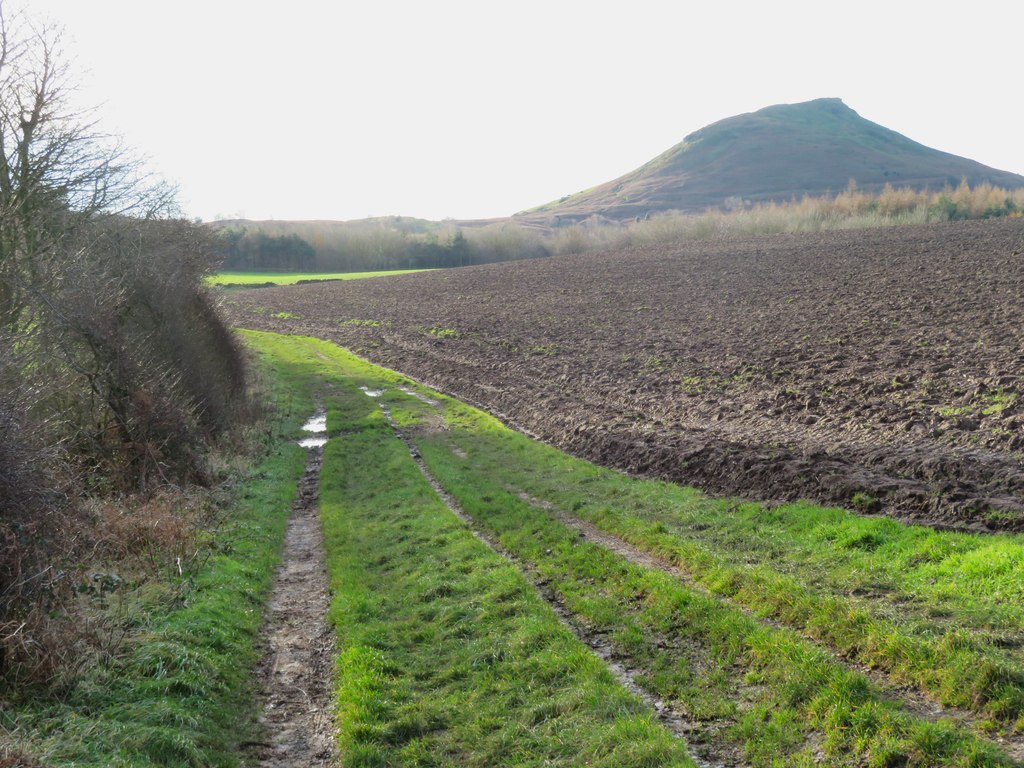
left=23, top=0, right=1024, bottom=223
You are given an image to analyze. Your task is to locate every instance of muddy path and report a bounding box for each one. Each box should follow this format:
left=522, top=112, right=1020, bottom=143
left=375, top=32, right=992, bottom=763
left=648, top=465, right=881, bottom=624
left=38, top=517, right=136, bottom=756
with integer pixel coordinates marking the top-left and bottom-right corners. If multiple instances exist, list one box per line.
left=250, top=412, right=336, bottom=767
left=227, top=218, right=1024, bottom=532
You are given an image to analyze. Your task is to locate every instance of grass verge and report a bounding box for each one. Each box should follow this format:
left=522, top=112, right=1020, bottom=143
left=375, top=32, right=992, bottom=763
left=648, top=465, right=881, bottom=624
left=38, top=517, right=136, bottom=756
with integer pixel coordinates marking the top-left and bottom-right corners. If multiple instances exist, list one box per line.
left=0, top=334, right=318, bottom=766
left=0, top=444, right=307, bottom=767
left=418, top=401, right=1024, bottom=732
left=416, top=426, right=1013, bottom=766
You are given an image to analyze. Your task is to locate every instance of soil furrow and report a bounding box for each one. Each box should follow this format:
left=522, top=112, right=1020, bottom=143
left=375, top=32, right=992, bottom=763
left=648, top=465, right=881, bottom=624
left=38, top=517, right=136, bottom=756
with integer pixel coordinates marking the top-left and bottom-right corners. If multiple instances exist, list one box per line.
left=378, top=402, right=742, bottom=768
left=251, top=443, right=337, bottom=767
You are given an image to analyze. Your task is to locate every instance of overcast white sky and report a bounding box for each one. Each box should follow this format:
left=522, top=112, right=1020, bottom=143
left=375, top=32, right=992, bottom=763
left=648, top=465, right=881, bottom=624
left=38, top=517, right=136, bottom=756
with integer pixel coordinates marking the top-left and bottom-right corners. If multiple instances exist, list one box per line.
left=24, top=0, right=1024, bottom=223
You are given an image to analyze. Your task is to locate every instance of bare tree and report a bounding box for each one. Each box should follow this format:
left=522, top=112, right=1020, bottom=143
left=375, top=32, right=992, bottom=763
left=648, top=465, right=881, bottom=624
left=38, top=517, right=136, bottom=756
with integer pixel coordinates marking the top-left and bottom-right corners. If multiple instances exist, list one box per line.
left=0, top=1, right=175, bottom=327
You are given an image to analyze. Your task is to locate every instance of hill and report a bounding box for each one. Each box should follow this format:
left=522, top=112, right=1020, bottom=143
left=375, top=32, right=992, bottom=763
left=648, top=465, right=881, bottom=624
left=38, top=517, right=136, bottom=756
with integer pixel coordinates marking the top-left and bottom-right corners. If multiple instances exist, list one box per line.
left=522, top=98, right=1024, bottom=223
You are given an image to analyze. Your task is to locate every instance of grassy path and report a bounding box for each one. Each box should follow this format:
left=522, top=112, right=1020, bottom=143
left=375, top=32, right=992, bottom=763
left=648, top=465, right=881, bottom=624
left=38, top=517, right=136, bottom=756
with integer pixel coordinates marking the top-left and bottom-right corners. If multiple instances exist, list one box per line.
left=415, top=407, right=1024, bottom=736
left=244, top=331, right=1024, bottom=767
left=378, top=401, right=727, bottom=762
left=246, top=332, right=695, bottom=766
left=318, top=390, right=694, bottom=767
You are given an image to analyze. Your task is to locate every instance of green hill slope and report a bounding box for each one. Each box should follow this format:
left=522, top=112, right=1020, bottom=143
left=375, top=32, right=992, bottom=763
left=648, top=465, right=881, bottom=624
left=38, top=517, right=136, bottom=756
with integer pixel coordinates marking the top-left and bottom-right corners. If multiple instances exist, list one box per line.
left=525, top=98, right=1024, bottom=221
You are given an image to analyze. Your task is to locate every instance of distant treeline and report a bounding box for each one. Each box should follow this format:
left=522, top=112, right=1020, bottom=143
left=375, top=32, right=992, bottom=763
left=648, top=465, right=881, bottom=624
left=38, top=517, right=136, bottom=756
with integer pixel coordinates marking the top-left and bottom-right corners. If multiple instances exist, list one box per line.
left=212, top=180, right=1024, bottom=272
left=213, top=217, right=549, bottom=273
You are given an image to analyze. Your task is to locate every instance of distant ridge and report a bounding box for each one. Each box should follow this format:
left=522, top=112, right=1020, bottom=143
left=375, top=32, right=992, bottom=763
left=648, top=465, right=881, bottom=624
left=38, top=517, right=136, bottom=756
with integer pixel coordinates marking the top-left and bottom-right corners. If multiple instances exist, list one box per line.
left=522, top=98, right=1024, bottom=223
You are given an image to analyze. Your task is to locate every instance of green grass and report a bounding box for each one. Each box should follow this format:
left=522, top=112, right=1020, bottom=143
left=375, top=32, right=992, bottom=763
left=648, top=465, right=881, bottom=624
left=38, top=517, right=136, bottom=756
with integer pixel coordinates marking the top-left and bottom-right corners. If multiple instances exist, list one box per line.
left=207, top=269, right=433, bottom=286
left=320, top=413, right=692, bottom=767
left=245, top=332, right=694, bottom=767
left=243, top=332, right=1021, bottom=766
left=412, top=416, right=1015, bottom=766
left=425, top=420, right=1024, bottom=729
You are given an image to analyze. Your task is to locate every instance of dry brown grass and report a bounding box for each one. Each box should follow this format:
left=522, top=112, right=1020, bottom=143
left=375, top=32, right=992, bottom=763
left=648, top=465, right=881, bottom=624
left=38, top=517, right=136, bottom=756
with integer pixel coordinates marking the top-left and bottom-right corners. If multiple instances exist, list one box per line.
left=88, top=492, right=204, bottom=563
left=546, top=180, right=1024, bottom=255
left=0, top=485, right=221, bottom=688
left=0, top=747, right=49, bottom=768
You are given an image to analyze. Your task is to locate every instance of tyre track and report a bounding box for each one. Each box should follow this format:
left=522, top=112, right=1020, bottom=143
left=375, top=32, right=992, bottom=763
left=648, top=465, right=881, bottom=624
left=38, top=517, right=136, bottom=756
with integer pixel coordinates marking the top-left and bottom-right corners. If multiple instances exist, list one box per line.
left=511, top=489, right=1024, bottom=763
left=251, top=416, right=337, bottom=767
left=378, top=401, right=745, bottom=768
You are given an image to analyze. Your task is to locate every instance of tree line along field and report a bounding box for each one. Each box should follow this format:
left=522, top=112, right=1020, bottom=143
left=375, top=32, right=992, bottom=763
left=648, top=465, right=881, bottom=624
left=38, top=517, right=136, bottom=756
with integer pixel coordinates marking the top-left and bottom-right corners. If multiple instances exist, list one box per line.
left=226, top=216, right=1024, bottom=533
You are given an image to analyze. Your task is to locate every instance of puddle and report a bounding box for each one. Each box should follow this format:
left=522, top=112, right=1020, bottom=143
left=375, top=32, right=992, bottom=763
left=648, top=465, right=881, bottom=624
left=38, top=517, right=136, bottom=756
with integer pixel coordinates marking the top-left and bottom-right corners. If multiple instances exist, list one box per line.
left=298, top=405, right=328, bottom=448
left=301, top=413, right=327, bottom=433
left=360, top=386, right=385, bottom=397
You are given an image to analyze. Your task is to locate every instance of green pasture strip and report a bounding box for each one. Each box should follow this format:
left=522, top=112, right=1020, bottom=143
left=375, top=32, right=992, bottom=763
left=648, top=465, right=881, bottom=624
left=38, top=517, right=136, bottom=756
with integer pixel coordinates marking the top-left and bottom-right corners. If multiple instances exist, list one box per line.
left=208, top=269, right=433, bottom=286
left=1, top=443, right=307, bottom=767
left=315, top=376, right=694, bottom=765
left=413, top=402, right=1024, bottom=732
left=244, top=333, right=1016, bottom=766
left=412, top=421, right=1012, bottom=767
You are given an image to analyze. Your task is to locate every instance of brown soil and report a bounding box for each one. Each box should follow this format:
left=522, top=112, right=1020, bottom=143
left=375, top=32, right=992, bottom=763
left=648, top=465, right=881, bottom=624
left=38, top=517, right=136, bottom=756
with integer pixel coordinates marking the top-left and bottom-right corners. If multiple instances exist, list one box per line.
left=250, top=446, right=336, bottom=767
left=227, top=218, right=1024, bottom=532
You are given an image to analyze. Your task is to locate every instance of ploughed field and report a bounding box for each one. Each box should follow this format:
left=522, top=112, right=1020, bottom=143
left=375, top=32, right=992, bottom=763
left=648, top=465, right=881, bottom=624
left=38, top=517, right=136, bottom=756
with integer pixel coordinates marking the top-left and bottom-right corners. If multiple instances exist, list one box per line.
left=227, top=218, right=1024, bottom=532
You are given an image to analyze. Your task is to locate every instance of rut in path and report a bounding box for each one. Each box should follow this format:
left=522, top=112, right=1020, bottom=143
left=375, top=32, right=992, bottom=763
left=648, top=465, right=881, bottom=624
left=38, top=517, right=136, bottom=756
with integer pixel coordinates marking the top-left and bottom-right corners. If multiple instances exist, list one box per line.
left=251, top=444, right=337, bottom=767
